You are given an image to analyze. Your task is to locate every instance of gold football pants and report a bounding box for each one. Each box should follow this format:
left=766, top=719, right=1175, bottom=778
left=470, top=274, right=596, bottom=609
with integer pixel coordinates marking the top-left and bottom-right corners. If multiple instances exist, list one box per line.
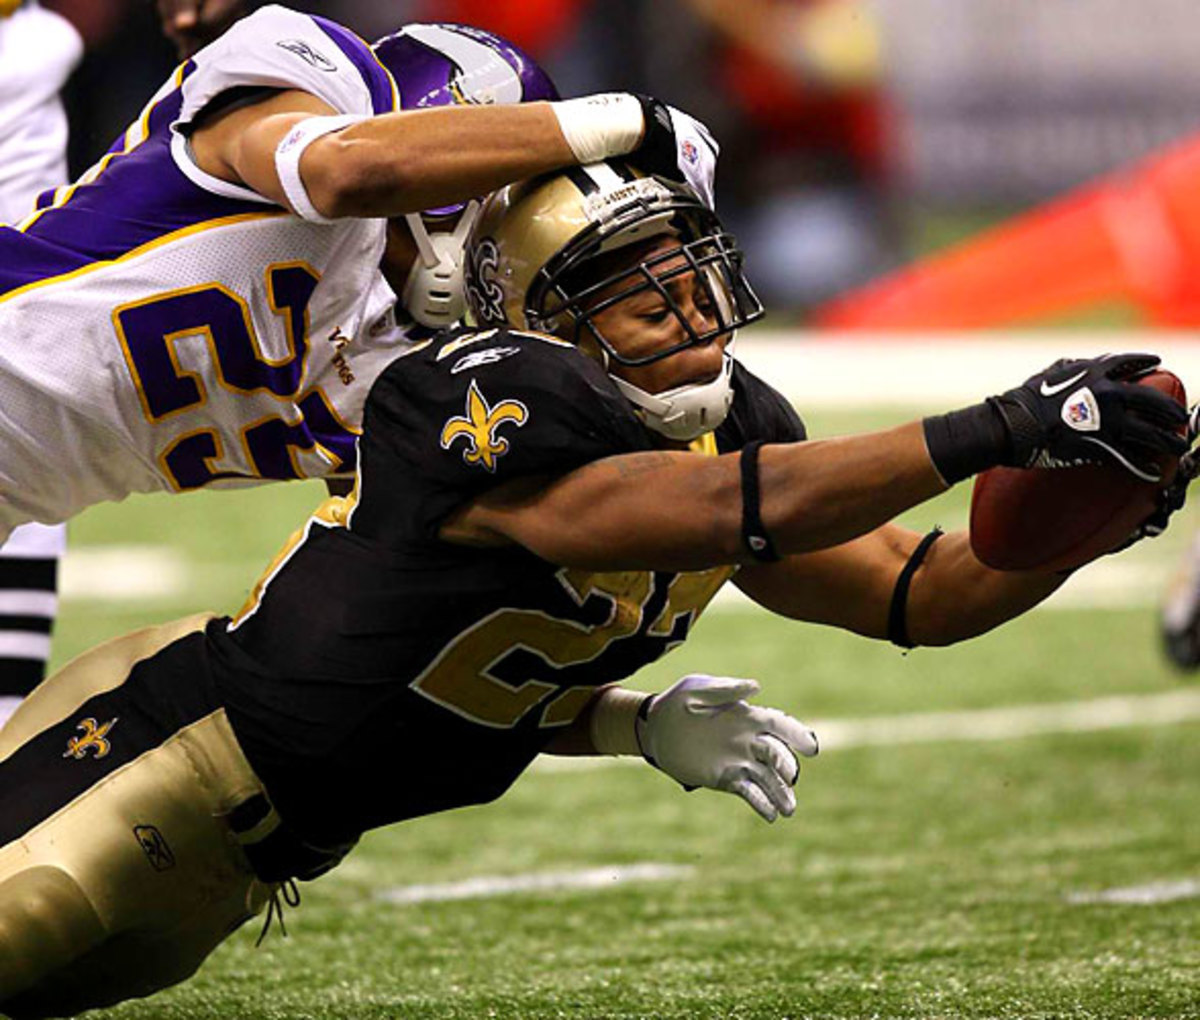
left=0, top=615, right=275, bottom=1019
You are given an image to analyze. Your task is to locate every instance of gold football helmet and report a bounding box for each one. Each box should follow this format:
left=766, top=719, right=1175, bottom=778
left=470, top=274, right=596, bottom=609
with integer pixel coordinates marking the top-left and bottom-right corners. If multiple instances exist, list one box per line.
left=464, top=162, right=763, bottom=440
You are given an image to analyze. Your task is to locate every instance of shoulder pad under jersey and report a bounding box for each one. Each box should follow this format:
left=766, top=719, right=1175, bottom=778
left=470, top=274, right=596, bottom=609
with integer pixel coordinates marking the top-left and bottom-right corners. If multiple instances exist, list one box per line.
left=174, top=5, right=396, bottom=134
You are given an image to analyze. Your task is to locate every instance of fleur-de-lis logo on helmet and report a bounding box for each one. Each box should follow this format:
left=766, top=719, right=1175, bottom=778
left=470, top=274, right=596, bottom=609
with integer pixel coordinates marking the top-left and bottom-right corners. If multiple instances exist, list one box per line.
left=465, top=237, right=506, bottom=325
left=440, top=379, right=528, bottom=472
left=63, top=717, right=118, bottom=760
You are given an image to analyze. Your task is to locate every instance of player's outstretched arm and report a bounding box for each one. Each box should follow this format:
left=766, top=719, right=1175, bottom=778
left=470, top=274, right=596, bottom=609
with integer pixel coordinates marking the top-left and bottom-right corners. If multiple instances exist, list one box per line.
left=446, top=422, right=948, bottom=571
left=444, top=353, right=1188, bottom=573
left=543, top=678, right=819, bottom=823
left=190, top=89, right=694, bottom=220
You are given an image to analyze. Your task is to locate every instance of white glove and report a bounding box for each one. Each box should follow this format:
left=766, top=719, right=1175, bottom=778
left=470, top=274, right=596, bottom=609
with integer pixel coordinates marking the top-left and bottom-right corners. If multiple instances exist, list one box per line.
left=636, top=675, right=818, bottom=822
left=666, top=106, right=719, bottom=210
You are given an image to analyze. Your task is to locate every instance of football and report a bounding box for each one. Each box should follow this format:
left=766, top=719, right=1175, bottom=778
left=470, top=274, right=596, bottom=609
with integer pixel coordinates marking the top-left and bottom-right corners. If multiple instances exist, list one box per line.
left=969, top=369, right=1186, bottom=573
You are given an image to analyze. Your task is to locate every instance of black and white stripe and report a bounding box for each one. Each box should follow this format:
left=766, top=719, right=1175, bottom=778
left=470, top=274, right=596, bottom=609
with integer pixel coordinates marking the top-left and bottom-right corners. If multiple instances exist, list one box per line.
left=0, top=524, right=64, bottom=697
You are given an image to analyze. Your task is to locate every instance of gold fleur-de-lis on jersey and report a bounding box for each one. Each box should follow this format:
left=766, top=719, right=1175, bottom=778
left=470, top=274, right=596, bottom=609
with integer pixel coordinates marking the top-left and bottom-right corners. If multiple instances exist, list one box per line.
left=440, top=379, right=529, bottom=472
left=63, top=717, right=118, bottom=760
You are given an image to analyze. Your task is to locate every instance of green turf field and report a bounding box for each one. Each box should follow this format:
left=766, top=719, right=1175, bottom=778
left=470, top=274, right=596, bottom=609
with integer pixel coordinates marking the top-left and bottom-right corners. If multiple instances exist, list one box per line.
left=55, top=406, right=1200, bottom=1020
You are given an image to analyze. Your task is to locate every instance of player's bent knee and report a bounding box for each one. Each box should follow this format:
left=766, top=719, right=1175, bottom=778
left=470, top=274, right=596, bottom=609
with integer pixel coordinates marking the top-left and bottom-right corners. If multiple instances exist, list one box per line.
left=0, top=865, right=105, bottom=1015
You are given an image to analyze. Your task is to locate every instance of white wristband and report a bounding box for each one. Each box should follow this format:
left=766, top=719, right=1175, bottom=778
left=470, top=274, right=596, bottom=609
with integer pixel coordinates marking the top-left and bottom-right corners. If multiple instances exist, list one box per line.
left=588, top=686, right=649, bottom=757
left=274, top=114, right=366, bottom=223
left=550, top=93, right=645, bottom=165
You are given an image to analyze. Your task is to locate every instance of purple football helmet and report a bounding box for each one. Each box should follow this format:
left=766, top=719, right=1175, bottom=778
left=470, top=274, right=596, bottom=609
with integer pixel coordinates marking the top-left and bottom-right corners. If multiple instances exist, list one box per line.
left=373, top=23, right=559, bottom=113
left=371, top=24, right=560, bottom=328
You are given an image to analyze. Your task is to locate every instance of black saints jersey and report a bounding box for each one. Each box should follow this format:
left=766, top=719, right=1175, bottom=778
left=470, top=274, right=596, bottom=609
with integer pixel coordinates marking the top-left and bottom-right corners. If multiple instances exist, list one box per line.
left=206, top=328, right=806, bottom=848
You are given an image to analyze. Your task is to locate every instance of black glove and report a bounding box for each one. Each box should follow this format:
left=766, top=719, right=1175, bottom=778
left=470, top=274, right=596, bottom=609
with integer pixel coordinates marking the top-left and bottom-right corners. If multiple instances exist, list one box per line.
left=989, top=353, right=1189, bottom=482
left=630, top=94, right=685, bottom=183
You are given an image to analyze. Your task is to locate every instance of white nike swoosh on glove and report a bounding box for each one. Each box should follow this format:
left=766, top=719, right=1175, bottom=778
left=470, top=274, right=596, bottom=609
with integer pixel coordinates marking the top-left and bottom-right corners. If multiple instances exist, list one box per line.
left=1040, top=369, right=1088, bottom=397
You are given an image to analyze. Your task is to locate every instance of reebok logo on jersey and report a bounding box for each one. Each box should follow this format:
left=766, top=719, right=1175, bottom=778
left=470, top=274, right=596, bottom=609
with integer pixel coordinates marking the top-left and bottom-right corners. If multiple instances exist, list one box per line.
left=277, top=39, right=337, bottom=72
left=63, top=717, right=118, bottom=760
left=451, top=347, right=521, bottom=374
left=437, top=330, right=499, bottom=361
left=440, top=379, right=528, bottom=472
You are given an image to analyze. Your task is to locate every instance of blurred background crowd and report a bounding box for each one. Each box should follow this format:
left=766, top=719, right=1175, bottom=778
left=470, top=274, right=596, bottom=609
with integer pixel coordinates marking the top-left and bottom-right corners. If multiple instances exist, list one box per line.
left=24, top=0, right=1200, bottom=318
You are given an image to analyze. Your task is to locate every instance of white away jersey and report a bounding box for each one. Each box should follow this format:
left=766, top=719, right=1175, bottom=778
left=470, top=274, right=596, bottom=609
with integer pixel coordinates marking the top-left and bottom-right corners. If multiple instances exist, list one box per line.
left=0, top=5, right=419, bottom=534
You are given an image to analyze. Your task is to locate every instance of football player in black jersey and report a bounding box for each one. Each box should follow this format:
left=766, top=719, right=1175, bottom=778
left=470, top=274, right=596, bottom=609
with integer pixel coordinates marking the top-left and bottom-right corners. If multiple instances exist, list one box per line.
left=0, top=162, right=1189, bottom=1018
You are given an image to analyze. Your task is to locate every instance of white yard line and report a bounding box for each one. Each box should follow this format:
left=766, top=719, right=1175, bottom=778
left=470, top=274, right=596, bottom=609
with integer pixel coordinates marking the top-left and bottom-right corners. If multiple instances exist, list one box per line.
left=534, top=689, right=1200, bottom=773
left=809, top=688, right=1200, bottom=748
left=1066, top=879, right=1200, bottom=906
left=375, top=863, right=694, bottom=905
left=59, top=546, right=189, bottom=601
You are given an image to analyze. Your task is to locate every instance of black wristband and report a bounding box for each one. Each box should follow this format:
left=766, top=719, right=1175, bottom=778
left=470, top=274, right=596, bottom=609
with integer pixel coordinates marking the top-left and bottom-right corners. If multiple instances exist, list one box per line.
left=922, top=402, right=1011, bottom=485
left=888, top=528, right=944, bottom=649
left=637, top=693, right=698, bottom=791
left=635, top=694, right=658, bottom=767
left=740, top=440, right=781, bottom=563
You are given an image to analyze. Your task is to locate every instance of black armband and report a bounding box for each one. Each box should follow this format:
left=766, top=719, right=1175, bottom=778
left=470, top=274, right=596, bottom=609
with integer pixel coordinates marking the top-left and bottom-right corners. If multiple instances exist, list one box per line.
left=635, top=693, right=657, bottom=767
left=740, top=440, right=781, bottom=563
left=888, top=527, right=945, bottom=649
left=922, top=402, right=1011, bottom=485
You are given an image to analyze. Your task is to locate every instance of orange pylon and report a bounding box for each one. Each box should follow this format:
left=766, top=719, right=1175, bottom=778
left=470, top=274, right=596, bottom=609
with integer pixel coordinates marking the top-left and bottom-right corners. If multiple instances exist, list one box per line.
left=813, top=132, right=1200, bottom=329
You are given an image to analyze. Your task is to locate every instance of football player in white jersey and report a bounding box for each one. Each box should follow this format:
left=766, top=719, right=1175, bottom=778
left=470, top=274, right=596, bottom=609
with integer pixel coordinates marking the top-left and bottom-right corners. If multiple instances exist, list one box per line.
left=0, top=5, right=715, bottom=713
left=0, top=0, right=255, bottom=721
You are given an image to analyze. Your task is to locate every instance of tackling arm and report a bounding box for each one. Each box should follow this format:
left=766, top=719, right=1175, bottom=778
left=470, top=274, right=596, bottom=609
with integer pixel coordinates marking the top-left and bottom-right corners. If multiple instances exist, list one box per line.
left=189, top=91, right=579, bottom=219
left=187, top=79, right=703, bottom=221
left=442, top=352, right=1188, bottom=573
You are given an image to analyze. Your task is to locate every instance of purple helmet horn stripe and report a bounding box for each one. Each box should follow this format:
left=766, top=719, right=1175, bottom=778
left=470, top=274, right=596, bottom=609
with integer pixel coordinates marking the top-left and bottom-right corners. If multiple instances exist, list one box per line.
left=372, top=22, right=559, bottom=111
